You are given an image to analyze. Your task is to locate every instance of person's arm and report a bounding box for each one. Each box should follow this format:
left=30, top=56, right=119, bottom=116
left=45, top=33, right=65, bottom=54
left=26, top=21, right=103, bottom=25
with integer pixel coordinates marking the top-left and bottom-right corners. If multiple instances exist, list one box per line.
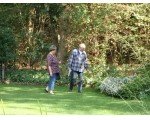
left=68, top=50, right=75, bottom=69
left=47, top=55, right=53, bottom=76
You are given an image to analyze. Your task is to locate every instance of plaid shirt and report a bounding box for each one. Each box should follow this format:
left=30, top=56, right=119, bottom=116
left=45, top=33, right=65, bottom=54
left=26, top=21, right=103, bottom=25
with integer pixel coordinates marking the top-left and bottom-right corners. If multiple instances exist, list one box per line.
left=47, top=54, right=60, bottom=74
left=68, top=49, right=88, bottom=72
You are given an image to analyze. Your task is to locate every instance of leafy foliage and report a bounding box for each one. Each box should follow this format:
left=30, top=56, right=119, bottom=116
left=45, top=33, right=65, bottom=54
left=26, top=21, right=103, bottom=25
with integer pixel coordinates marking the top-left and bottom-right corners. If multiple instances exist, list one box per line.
left=100, top=76, right=136, bottom=96
left=0, top=3, right=149, bottom=67
left=118, top=64, right=150, bottom=99
left=5, top=69, right=49, bottom=84
left=2, top=67, right=69, bottom=85
left=0, top=27, right=16, bottom=64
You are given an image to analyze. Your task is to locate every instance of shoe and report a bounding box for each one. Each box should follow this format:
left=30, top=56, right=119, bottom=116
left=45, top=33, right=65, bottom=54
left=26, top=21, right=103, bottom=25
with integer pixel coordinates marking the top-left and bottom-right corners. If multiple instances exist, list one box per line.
left=50, top=92, right=54, bottom=94
left=49, top=91, right=54, bottom=94
left=45, top=89, right=48, bottom=93
left=78, top=91, right=82, bottom=93
left=45, top=86, right=49, bottom=93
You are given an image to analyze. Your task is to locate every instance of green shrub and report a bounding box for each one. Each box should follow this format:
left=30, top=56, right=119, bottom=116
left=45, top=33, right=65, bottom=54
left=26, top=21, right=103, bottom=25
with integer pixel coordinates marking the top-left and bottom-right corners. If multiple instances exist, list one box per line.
left=57, top=64, right=70, bottom=85
left=84, top=64, right=107, bottom=88
left=118, top=64, right=150, bottom=99
left=84, top=64, right=123, bottom=88
left=4, top=68, right=70, bottom=85
left=5, top=69, right=49, bottom=85
left=97, top=63, right=150, bottom=99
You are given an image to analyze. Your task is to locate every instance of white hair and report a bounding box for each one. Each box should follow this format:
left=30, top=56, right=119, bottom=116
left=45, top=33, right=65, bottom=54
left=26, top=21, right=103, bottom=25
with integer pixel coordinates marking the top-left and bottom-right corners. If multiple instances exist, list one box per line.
left=79, top=43, right=86, bottom=49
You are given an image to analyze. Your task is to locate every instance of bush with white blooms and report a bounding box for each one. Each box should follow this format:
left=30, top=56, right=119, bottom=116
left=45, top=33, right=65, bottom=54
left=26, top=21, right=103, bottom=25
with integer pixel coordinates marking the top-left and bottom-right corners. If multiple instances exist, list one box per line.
left=100, top=76, right=136, bottom=96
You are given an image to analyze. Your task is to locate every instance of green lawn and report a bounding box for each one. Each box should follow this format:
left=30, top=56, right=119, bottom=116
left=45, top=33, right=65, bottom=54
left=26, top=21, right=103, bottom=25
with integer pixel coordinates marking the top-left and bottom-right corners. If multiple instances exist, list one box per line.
left=0, top=83, right=150, bottom=115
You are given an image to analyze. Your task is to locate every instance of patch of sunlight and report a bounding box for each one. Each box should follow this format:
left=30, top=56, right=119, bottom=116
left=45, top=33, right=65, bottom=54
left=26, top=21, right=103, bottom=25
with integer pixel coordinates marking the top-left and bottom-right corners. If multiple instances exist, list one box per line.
left=33, top=74, right=48, bottom=79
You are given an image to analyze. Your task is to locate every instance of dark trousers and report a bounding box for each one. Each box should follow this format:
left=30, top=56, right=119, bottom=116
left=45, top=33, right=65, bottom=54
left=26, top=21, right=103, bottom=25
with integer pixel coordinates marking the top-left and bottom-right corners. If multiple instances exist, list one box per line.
left=69, top=70, right=83, bottom=92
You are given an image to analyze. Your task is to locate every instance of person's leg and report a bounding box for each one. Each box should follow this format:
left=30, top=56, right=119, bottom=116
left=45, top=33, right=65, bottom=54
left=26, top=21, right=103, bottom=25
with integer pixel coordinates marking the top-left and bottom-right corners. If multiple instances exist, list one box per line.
left=69, top=70, right=76, bottom=91
left=48, top=73, right=57, bottom=94
left=77, top=72, right=83, bottom=93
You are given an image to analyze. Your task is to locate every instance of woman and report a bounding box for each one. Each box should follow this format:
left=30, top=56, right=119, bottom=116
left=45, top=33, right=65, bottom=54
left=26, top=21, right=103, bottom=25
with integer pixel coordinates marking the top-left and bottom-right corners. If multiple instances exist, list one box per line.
left=46, top=45, right=60, bottom=94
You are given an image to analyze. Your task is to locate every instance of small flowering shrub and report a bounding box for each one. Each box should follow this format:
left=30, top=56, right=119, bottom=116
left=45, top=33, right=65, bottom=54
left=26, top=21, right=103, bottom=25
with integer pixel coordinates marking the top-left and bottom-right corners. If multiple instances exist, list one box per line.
left=100, top=64, right=150, bottom=99
left=100, top=76, right=135, bottom=96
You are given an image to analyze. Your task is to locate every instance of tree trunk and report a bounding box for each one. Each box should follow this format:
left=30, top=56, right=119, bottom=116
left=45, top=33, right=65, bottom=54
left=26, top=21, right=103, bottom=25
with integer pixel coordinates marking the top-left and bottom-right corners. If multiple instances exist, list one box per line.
left=27, top=8, right=35, bottom=69
left=57, top=33, right=66, bottom=63
left=2, top=63, right=5, bottom=81
left=49, top=24, right=59, bottom=47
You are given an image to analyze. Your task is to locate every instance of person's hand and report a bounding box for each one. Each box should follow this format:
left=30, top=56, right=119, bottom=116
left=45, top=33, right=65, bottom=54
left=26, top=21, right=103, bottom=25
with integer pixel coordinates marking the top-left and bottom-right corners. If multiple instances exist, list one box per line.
left=49, top=72, right=53, bottom=76
left=59, top=61, right=61, bottom=64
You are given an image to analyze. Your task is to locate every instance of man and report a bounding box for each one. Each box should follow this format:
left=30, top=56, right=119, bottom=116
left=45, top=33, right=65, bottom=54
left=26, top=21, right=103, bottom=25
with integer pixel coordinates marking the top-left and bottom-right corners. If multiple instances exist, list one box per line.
left=68, top=43, right=88, bottom=93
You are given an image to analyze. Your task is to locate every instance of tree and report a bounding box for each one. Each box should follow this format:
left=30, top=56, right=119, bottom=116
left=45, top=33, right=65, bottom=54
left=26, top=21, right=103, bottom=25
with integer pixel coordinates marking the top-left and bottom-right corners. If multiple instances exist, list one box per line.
left=0, top=27, right=16, bottom=81
left=0, top=3, right=149, bottom=71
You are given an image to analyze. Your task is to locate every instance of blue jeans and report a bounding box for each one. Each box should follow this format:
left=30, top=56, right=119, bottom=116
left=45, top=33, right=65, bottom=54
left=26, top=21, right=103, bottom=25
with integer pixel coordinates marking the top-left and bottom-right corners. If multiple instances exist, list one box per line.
left=48, top=73, right=59, bottom=91
left=69, top=70, right=83, bottom=92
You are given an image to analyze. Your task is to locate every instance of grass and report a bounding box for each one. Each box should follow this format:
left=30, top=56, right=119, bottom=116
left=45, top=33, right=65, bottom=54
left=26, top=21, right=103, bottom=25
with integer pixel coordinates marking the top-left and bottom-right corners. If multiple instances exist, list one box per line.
left=0, top=83, right=150, bottom=115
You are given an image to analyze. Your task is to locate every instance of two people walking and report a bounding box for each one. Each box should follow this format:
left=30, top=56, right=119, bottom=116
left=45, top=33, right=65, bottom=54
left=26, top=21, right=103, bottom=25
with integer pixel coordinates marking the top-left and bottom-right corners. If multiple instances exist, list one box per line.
left=46, top=43, right=88, bottom=94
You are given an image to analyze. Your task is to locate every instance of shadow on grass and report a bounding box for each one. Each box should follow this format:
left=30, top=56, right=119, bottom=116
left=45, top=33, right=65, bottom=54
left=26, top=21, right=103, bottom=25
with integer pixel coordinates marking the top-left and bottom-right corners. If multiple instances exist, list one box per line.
left=0, top=83, right=150, bottom=115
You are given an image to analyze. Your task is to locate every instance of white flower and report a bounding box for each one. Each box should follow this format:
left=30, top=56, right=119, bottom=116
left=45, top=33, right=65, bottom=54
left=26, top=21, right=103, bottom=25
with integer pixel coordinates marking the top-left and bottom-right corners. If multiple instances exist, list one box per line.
left=100, top=76, right=135, bottom=95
